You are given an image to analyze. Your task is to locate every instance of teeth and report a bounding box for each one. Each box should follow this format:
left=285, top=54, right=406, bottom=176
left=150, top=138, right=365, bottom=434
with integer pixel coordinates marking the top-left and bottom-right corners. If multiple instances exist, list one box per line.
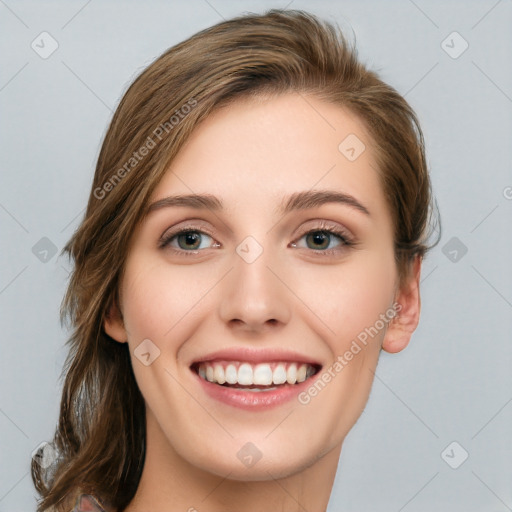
left=296, top=364, right=307, bottom=383
left=272, top=364, right=287, bottom=385
left=238, top=363, right=253, bottom=385
left=253, top=364, right=273, bottom=385
left=286, top=363, right=297, bottom=384
left=225, top=364, right=237, bottom=384
left=196, top=361, right=317, bottom=387
left=243, top=387, right=278, bottom=392
left=214, top=364, right=225, bottom=384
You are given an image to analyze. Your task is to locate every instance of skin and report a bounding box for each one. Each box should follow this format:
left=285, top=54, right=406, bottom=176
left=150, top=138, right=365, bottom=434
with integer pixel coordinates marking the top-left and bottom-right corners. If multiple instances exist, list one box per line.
left=104, top=93, right=421, bottom=512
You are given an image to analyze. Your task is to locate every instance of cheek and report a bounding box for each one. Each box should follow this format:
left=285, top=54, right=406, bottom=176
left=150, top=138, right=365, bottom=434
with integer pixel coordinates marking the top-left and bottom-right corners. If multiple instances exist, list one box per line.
left=119, top=255, right=217, bottom=413
left=293, top=250, right=397, bottom=351
left=121, top=255, right=209, bottom=340
left=122, top=242, right=397, bottom=355
left=291, top=254, right=397, bottom=448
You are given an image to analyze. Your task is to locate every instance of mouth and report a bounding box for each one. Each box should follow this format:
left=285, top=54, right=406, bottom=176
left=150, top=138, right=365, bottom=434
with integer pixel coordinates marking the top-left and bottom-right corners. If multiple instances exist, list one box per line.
left=191, top=360, right=321, bottom=392
left=190, top=356, right=322, bottom=411
left=189, top=348, right=323, bottom=410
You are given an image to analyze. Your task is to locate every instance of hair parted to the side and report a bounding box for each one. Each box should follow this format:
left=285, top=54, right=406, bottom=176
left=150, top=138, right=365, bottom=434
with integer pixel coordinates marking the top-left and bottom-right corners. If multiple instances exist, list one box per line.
left=32, top=9, right=439, bottom=512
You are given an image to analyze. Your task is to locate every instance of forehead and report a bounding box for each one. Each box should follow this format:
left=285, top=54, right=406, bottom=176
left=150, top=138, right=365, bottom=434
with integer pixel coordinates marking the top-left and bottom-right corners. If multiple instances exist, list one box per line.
left=150, top=93, right=389, bottom=220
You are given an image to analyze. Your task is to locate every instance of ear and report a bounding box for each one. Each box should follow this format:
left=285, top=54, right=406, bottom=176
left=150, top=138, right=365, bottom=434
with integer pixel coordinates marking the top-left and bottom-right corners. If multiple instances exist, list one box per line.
left=381, top=255, right=422, bottom=354
left=103, top=299, right=128, bottom=344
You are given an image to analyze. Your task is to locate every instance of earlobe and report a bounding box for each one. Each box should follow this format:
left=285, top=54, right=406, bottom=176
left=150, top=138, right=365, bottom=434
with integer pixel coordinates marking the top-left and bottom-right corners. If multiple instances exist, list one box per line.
left=381, top=255, right=422, bottom=354
left=103, top=301, right=128, bottom=343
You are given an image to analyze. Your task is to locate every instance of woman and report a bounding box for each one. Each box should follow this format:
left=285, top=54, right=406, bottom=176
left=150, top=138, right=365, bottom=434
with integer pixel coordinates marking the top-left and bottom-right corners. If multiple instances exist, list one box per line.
left=32, top=9, right=438, bottom=512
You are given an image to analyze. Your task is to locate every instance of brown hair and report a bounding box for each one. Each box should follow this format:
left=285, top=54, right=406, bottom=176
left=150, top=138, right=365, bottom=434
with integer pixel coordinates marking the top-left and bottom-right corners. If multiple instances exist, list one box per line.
left=32, top=9, right=438, bottom=512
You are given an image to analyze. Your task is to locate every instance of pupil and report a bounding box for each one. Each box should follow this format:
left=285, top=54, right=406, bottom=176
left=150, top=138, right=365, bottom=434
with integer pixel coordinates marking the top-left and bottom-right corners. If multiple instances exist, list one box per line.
left=308, top=231, right=329, bottom=249
left=180, top=232, right=200, bottom=249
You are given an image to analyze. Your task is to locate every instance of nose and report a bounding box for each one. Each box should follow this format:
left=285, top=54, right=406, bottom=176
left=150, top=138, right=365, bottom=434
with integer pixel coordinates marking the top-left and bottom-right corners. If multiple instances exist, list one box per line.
left=218, top=247, right=291, bottom=334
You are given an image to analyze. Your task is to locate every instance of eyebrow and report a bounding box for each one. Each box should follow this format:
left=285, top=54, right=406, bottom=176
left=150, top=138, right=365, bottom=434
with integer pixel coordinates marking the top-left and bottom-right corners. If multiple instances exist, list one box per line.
left=279, top=190, right=370, bottom=216
left=146, top=189, right=370, bottom=216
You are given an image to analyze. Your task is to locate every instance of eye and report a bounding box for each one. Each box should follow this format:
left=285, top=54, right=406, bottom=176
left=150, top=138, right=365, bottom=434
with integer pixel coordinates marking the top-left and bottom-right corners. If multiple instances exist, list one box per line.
left=159, top=229, right=219, bottom=252
left=303, top=230, right=341, bottom=250
left=291, top=225, right=354, bottom=254
left=158, top=222, right=355, bottom=257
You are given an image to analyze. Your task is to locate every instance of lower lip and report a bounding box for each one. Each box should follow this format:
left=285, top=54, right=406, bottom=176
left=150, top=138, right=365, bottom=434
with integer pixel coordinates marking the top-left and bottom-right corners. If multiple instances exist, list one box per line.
left=192, top=369, right=317, bottom=411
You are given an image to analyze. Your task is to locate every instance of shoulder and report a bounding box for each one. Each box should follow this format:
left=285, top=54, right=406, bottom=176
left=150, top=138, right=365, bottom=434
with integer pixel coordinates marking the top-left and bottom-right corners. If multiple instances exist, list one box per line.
left=70, top=494, right=113, bottom=512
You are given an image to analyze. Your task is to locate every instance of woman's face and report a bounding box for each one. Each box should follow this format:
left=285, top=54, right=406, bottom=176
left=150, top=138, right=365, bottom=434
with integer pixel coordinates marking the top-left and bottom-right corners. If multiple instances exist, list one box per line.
left=106, top=92, right=419, bottom=480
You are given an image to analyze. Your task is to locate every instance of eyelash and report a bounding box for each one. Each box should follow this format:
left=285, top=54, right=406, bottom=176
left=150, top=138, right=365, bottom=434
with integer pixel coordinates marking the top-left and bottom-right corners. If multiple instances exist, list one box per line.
left=158, top=221, right=356, bottom=258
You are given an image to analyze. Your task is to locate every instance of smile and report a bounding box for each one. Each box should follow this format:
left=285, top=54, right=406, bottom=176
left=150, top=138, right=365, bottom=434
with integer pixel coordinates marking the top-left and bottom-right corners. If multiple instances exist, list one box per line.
left=190, top=357, right=322, bottom=409
left=194, top=361, right=318, bottom=389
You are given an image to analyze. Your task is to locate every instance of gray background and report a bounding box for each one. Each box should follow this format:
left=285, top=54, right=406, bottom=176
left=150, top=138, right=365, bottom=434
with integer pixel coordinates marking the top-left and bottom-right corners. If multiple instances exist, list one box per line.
left=1, top=0, right=511, bottom=510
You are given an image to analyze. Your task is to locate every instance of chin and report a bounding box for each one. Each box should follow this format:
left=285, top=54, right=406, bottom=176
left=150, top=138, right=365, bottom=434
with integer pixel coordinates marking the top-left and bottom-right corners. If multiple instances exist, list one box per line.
left=192, top=449, right=322, bottom=482
left=174, top=429, right=333, bottom=482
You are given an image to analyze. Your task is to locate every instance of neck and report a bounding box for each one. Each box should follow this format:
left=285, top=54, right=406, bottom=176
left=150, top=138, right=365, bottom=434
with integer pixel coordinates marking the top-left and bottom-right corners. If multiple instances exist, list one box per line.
left=122, top=411, right=341, bottom=512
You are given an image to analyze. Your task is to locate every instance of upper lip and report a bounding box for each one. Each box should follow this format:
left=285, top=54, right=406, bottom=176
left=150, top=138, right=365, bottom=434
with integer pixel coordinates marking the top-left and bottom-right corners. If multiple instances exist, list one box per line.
left=190, top=348, right=322, bottom=367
